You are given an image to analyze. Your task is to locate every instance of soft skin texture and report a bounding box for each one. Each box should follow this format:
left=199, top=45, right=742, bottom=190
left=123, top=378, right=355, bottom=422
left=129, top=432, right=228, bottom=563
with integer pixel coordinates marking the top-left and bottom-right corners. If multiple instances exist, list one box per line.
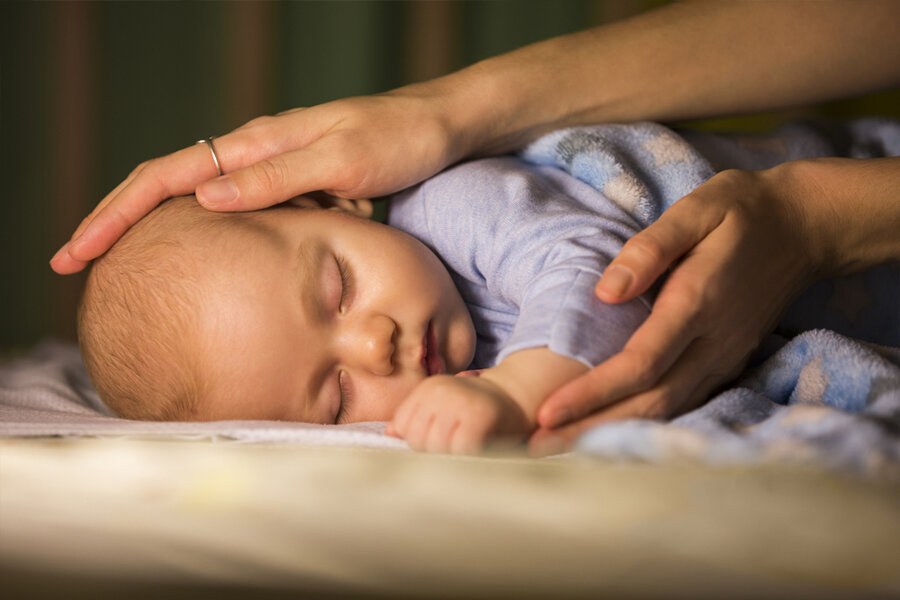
left=208, top=198, right=591, bottom=448
left=181, top=200, right=477, bottom=424
left=55, top=1, right=900, bottom=452
left=81, top=196, right=591, bottom=453
left=388, top=348, right=586, bottom=454
left=79, top=196, right=477, bottom=427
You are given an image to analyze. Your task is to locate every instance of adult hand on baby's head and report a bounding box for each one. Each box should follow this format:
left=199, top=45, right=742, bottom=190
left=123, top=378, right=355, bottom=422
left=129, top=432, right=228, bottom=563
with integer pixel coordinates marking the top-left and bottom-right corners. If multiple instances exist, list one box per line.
left=50, top=88, right=464, bottom=274
left=529, top=163, right=833, bottom=455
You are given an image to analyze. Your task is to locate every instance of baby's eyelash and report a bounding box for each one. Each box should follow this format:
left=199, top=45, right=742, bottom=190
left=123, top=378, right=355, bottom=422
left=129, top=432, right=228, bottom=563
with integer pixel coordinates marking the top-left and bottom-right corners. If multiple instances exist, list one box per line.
left=336, top=255, right=353, bottom=311
left=336, top=370, right=353, bottom=424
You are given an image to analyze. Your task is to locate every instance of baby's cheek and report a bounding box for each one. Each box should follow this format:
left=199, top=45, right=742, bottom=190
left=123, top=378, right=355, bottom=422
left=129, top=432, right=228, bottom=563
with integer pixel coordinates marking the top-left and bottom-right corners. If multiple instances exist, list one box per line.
left=448, top=318, right=477, bottom=373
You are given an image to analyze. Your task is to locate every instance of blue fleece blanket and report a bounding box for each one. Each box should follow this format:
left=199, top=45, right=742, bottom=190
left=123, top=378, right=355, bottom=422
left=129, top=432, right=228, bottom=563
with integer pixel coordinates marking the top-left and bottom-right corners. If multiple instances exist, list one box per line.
left=521, top=120, right=900, bottom=477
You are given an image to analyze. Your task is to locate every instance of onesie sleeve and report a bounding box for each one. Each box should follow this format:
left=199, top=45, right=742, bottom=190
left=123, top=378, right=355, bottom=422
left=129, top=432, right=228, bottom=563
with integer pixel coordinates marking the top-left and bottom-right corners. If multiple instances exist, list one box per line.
left=389, top=157, right=652, bottom=368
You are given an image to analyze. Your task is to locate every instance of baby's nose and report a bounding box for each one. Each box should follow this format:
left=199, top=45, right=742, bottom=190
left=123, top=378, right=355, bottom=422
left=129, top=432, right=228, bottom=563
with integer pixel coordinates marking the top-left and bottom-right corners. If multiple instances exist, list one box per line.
left=339, top=313, right=396, bottom=376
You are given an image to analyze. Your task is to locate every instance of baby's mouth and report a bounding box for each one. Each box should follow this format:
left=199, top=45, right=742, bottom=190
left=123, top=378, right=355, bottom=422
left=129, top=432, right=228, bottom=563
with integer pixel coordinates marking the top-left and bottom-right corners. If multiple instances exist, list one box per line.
left=422, top=321, right=444, bottom=376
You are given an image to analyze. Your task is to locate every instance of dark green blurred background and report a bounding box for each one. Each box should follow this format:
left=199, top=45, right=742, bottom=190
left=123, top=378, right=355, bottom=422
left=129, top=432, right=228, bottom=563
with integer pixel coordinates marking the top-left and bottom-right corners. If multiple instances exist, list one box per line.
left=2, top=0, right=898, bottom=354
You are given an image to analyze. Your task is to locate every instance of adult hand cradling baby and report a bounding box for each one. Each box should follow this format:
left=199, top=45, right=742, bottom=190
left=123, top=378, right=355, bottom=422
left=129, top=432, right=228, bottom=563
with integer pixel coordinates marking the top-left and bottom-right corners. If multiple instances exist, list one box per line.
left=51, top=0, right=900, bottom=453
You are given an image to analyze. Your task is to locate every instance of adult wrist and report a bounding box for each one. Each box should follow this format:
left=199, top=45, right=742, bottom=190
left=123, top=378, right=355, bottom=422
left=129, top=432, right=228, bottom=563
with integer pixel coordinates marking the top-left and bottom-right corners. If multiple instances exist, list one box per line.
left=384, top=63, right=501, bottom=167
left=768, top=157, right=900, bottom=278
left=761, top=159, right=839, bottom=280
left=405, top=60, right=524, bottom=162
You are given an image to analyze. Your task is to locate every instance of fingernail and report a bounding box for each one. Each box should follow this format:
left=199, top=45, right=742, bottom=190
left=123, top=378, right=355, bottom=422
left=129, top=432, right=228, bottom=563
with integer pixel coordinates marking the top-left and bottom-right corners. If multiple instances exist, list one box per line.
left=598, top=266, right=632, bottom=298
left=198, top=175, right=239, bottom=207
left=50, top=242, right=70, bottom=264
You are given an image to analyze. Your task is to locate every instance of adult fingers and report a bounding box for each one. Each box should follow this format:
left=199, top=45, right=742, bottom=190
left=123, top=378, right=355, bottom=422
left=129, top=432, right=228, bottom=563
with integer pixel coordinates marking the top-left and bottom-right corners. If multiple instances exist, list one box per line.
left=53, top=111, right=322, bottom=271
left=49, top=162, right=150, bottom=273
left=595, top=192, right=724, bottom=304
left=49, top=245, right=89, bottom=275
left=60, top=141, right=228, bottom=265
left=529, top=341, right=726, bottom=457
left=71, top=162, right=146, bottom=241
left=195, top=133, right=365, bottom=212
left=536, top=280, right=701, bottom=428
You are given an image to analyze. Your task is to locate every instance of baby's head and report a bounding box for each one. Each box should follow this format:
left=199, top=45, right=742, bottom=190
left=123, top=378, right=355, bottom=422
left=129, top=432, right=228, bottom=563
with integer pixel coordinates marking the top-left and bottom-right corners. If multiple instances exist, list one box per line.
left=78, top=196, right=476, bottom=424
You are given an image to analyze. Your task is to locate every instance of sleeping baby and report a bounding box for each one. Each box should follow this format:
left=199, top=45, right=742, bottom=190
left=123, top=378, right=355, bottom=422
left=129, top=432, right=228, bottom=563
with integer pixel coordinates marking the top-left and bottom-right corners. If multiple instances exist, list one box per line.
left=78, top=121, right=900, bottom=454
left=78, top=150, right=652, bottom=453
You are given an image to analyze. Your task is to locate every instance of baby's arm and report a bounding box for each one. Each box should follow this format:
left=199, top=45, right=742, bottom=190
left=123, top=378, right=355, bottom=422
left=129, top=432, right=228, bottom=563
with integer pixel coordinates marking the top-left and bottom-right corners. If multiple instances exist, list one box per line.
left=387, top=348, right=586, bottom=454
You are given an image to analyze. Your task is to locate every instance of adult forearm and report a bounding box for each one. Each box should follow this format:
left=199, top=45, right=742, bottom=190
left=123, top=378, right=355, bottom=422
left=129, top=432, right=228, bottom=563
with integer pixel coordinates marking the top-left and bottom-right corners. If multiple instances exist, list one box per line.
left=427, top=0, right=900, bottom=157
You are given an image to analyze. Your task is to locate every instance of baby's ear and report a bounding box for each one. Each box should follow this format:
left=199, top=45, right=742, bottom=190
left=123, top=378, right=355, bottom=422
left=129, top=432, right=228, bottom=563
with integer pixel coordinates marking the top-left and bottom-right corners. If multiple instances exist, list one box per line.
left=286, top=194, right=373, bottom=219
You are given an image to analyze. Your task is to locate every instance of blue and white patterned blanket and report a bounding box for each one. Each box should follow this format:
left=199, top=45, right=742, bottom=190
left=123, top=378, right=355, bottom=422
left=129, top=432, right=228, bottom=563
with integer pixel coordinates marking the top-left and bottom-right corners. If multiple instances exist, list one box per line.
left=521, top=120, right=900, bottom=477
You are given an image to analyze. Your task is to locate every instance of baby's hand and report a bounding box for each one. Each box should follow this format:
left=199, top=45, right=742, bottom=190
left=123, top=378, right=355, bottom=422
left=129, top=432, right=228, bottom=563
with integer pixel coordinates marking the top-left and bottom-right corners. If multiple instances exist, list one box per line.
left=386, top=374, right=531, bottom=454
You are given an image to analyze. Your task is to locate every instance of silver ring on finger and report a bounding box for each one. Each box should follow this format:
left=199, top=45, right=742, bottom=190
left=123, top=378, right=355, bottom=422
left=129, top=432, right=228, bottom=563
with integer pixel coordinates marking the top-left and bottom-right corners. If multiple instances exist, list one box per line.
left=196, top=136, right=223, bottom=177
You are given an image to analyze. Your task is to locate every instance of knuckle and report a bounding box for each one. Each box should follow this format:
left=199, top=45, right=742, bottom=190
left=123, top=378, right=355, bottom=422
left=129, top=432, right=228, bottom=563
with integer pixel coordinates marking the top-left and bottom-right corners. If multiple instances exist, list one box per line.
left=620, top=350, right=663, bottom=390
left=658, top=279, right=706, bottom=323
left=241, top=114, right=274, bottom=130
left=251, top=156, right=290, bottom=193
left=622, top=233, right=667, bottom=267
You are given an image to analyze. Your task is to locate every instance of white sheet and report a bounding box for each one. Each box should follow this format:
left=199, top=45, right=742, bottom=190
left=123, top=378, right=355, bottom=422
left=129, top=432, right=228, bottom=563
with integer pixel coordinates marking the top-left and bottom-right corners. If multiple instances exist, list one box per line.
left=0, top=341, right=406, bottom=449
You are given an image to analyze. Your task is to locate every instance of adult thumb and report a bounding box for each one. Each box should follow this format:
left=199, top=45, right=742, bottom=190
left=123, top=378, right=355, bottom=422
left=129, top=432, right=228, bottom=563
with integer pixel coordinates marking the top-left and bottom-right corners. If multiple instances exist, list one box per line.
left=595, top=196, right=716, bottom=303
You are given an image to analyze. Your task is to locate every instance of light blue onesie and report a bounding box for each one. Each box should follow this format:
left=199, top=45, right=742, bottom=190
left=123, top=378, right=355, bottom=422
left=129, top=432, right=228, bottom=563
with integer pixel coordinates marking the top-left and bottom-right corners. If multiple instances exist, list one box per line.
left=387, top=156, right=653, bottom=370
left=387, top=120, right=899, bottom=372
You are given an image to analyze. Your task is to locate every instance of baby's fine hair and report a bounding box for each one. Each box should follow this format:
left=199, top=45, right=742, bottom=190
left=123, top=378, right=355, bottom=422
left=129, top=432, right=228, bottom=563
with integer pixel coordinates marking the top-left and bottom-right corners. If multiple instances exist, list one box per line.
left=78, top=197, right=229, bottom=420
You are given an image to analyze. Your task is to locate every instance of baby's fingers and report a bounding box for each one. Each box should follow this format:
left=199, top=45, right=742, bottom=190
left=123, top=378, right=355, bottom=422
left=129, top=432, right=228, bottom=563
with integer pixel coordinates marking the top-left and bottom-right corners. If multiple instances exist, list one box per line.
left=389, top=390, right=422, bottom=438
left=390, top=394, right=443, bottom=451
left=403, top=410, right=438, bottom=453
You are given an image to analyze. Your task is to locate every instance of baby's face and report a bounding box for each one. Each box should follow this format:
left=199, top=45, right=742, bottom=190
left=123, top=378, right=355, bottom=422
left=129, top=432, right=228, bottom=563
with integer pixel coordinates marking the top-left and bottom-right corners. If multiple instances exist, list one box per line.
left=192, top=204, right=476, bottom=424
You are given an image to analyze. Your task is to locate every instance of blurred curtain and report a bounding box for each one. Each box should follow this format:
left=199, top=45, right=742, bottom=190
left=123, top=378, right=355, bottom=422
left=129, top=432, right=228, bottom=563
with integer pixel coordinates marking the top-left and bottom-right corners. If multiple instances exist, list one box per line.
left=1, top=0, right=898, bottom=352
